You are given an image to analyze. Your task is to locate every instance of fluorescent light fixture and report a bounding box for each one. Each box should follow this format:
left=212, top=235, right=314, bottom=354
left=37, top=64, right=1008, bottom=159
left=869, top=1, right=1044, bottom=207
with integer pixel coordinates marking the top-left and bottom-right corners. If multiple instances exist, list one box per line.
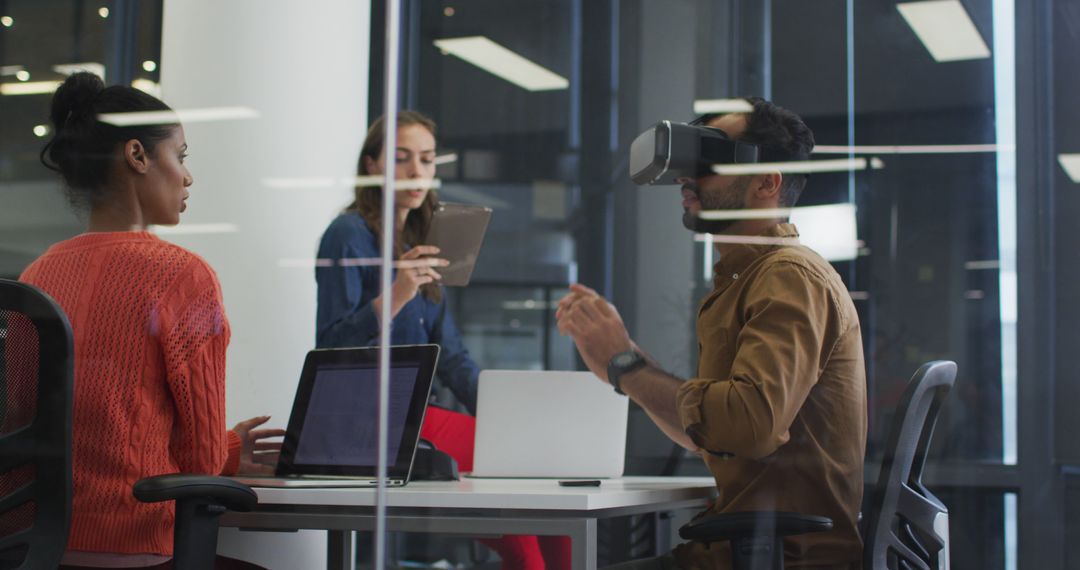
left=815, top=143, right=1003, bottom=154
left=130, top=79, right=161, bottom=97
left=349, top=176, right=442, bottom=191
left=1058, top=154, right=1080, bottom=183
left=712, top=157, right=868, bottom=176
left=262, top=177, right=338, bottom=189
left=695, top=203, right=858, bottom=262
left=98, top=106, right=259, bottom=126
left=897, top=0, right=991, bottom=62
left=692, top=99, right=754, bottom=115
left=1, top=81, right=62, bottom=96
left=150, top=223, right=239, bottom=235
left=53, top=62, right=106, bottom=80
left=433, top=36, right=569, bottom=91
left=0, top=65, right=25, bottom=76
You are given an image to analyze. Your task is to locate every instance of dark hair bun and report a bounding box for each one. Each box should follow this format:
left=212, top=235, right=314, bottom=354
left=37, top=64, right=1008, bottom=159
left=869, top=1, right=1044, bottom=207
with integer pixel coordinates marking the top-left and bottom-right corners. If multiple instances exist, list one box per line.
left=48, top=72, right=106, bottom=132
left=40, top=72, right=175, bottom=209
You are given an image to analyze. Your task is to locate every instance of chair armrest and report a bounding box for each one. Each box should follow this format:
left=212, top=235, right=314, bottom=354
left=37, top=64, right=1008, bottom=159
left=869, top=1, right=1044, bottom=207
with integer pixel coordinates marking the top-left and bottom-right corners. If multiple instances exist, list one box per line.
left=133, top=474, right=258, bottom=512
left=679, top=511, right=833, bottom=544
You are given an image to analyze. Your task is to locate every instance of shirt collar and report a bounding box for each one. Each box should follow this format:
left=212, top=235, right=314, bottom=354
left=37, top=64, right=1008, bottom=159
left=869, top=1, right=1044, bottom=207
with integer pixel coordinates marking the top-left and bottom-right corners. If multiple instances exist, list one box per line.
left=712, top=223, right=801, bottom=287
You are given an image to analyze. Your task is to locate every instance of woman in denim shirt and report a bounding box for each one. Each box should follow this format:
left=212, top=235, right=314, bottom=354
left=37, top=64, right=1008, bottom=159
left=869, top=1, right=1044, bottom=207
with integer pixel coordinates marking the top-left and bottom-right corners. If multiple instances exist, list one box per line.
left=314, top=111, right=569, bottom=569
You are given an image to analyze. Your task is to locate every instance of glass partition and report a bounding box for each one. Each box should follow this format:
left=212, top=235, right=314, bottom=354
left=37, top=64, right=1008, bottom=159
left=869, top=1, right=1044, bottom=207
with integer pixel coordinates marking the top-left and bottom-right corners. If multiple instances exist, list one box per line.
left=0, top=0, right=1069, bottom=568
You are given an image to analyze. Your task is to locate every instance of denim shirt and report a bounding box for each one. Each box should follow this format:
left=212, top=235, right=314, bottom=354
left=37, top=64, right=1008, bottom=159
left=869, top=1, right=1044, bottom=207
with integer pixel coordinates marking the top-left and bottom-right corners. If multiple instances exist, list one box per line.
left=315, top=213, right=480, bottom=414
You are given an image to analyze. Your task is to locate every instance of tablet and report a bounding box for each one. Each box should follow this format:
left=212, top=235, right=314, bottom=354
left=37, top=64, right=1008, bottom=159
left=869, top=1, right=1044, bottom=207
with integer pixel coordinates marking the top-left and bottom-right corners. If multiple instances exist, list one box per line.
left=423, top=202, right=493, bottom=287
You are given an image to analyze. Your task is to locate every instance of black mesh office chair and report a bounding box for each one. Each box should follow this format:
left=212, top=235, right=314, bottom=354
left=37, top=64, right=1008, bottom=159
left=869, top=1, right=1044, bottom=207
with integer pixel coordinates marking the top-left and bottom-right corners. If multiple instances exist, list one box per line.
left=0, top=278, right=73, bottom=569
left=679, top=360, right=956, bottom=570
left=0, top=278, right=258, bottom=570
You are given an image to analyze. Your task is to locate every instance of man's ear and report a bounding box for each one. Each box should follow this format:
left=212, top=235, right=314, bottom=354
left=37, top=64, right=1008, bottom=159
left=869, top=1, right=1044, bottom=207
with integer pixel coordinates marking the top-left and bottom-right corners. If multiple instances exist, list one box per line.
left=123, top=139, right=150, bottom=174
left=754, top=172, right=783, bottom=200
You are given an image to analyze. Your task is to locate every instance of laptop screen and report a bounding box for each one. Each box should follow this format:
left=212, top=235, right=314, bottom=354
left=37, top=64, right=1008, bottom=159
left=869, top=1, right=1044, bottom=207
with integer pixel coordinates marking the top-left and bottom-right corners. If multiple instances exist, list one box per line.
left=276, top=345, right=439, bottom=479
left=293, top=363, right=418, bottom=466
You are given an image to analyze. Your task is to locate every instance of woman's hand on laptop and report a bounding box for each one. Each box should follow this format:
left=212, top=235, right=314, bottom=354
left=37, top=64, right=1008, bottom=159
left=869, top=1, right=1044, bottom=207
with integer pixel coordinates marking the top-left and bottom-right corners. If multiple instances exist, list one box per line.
left=232, top=415, right=286, bottom=476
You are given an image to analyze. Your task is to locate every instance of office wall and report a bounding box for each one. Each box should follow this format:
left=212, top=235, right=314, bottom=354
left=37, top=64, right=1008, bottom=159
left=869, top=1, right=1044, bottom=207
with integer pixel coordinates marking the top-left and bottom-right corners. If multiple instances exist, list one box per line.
left=160, top=0, right=370, bottom=566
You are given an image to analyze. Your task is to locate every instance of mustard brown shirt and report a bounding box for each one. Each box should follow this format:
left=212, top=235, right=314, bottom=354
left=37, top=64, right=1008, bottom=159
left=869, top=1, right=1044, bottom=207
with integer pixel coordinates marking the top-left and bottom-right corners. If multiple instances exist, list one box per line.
left=673, top=223, right=867, bottom=569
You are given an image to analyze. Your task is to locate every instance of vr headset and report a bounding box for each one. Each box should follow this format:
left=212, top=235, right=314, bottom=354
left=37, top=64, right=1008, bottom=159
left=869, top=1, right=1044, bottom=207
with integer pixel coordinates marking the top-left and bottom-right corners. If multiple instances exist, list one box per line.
left=629, top=119, right=808, bottom=186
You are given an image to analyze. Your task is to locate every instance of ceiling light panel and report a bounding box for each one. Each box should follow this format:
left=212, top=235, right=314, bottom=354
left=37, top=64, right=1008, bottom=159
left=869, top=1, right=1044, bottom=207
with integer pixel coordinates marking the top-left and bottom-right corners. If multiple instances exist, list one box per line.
left=897, top=0, right=991, bottom=62
left=433, top=36, right=569, bottom=92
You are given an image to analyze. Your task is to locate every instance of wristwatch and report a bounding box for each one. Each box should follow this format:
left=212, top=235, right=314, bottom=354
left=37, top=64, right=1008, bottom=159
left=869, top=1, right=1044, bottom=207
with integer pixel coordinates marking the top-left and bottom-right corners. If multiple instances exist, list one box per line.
left=607, top=350, right=646, bottom=396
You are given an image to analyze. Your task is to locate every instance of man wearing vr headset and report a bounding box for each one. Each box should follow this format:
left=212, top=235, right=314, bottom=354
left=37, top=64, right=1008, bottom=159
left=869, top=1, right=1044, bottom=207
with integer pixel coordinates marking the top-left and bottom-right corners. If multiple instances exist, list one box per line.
left=557, top=97, right=866, bottom=569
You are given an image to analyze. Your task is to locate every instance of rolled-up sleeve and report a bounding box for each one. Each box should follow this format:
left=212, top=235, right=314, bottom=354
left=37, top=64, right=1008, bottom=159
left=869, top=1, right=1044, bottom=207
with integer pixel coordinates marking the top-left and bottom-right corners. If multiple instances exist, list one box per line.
left=676, top=262, right=844, bottom=460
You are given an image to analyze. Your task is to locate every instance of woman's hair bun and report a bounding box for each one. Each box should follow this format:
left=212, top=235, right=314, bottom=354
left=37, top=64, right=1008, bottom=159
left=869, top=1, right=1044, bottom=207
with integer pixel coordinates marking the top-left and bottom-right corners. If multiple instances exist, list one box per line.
left=48, top=72, right=106, bottom=131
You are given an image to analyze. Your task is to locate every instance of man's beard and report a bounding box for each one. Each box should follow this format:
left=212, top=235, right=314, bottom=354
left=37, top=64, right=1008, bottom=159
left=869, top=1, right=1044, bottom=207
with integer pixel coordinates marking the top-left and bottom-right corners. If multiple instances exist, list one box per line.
left=681, top=177, right=751, bottom=234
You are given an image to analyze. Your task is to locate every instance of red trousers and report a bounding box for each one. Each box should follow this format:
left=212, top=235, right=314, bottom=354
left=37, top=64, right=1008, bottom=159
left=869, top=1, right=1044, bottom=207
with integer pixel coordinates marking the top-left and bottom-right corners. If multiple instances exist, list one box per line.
left=420, top=406, right=571, bottom=570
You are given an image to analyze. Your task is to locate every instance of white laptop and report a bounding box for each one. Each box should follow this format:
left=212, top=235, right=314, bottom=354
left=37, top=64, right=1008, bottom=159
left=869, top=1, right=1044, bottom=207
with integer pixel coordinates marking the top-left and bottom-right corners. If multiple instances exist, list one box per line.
left=470, top=370, right=629, bottom=479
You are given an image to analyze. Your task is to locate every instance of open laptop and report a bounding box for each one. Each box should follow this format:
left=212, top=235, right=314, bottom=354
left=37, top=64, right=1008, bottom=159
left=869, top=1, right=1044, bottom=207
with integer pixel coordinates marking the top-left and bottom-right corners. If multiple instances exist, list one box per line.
left=234, top=344, right=439, bottom=488
left=470, top=370, right=629, bottom=479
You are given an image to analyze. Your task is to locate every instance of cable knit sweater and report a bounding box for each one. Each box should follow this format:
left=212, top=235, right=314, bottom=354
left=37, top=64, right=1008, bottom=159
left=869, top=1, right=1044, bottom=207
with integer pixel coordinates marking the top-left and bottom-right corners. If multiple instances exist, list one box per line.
left=19, top=231, right=241, bottom=555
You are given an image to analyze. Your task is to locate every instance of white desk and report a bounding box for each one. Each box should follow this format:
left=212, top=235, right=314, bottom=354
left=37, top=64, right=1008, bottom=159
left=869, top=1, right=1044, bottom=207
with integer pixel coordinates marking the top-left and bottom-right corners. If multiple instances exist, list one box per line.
left=220, top=476, right=716, bottom=570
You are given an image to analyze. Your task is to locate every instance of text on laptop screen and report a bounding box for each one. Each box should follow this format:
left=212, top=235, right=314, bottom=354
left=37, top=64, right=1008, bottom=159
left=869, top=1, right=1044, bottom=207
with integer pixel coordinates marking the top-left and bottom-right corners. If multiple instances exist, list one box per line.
left=294, top=363, right=418, bottom=466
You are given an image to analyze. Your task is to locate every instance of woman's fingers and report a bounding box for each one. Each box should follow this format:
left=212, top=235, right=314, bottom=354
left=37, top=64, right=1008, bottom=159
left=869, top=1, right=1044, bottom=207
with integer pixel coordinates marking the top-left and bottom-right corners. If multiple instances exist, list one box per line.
left=248, top=428, right=286, bottom=441
left=401, top=245, right=441, bottom=259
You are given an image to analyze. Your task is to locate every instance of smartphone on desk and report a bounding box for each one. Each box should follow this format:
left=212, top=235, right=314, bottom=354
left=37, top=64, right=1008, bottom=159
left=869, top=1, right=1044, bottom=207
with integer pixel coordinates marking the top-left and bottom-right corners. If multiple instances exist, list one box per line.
left=422, top=202, right=493, bottom=287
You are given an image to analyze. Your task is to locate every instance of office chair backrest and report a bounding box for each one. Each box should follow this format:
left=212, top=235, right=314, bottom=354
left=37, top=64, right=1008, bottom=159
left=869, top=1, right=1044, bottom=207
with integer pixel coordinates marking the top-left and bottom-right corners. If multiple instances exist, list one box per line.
left=0, top=279, right=73, bottom=569
left=863, top=360, right=956, bottom=570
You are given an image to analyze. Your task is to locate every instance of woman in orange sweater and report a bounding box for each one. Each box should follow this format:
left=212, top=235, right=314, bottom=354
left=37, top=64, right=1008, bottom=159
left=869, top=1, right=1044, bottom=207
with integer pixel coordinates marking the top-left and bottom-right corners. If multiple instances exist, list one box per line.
left=20, top=72, right=280, bottom=570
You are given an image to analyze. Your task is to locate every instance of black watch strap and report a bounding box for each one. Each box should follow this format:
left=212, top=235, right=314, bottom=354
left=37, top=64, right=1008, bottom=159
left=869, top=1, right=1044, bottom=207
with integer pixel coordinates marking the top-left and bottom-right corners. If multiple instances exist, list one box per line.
left=607, top=350, right=646, bottom=396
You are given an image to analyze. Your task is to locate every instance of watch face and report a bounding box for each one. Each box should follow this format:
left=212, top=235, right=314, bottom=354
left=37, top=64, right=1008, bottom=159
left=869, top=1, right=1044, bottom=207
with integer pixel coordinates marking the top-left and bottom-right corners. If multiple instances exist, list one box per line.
left=614, top=352, right=636, bottom=367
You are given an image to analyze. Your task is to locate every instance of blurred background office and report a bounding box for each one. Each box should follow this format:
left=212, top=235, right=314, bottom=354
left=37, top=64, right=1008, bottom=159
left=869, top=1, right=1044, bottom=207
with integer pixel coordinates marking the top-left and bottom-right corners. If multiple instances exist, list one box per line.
left=2, top=0, right=1077, bottom=568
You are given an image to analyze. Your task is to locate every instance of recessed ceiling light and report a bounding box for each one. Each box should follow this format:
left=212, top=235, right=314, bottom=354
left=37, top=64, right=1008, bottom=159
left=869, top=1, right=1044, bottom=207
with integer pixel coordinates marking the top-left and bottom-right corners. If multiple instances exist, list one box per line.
left=444, top=7, right=455, bottom=17
left=15, top=70, right=29, bottom=81
left=98, top=7, right=110, bottom=18
left=1, top=16, right=13, bottom=27
left=897, top=0, right=991, bottom=62
left=33, top=125, right=49, bottom=137
left=142, top=60, right=157, bottom=72
left=433, top=36, right=569, bottom=92
left=0, top=81, right=62, bottom=96
left=1059, top=154, right=1080, bottom=183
